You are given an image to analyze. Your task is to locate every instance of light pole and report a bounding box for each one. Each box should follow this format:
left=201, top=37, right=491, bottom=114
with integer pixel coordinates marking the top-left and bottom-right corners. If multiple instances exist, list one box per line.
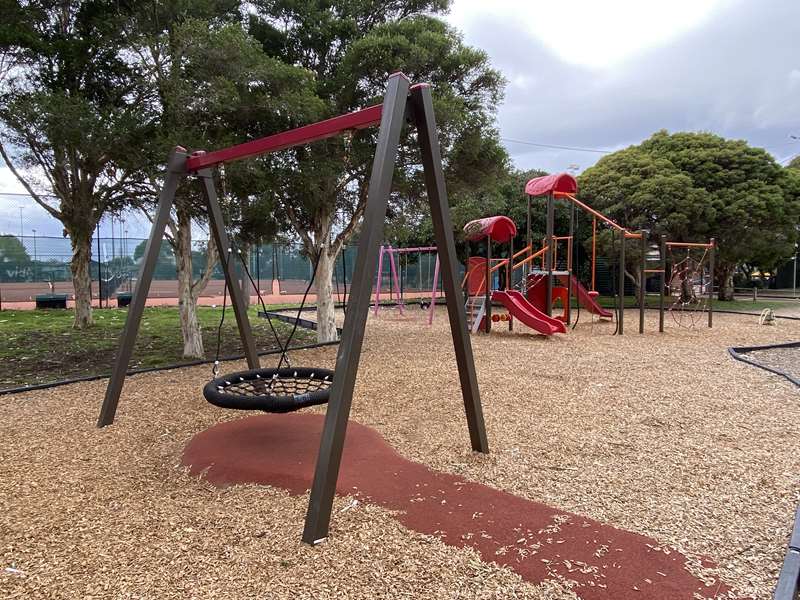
left=19, top=206, right=23, bottom=238
left=793, top=245, right=797, bottom=299
left=31, top=228, right=37, bottom=282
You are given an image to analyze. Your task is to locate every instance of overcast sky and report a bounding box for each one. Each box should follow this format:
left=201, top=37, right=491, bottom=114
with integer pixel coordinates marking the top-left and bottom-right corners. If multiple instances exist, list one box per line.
left=2, top=0, right=799, bottom=238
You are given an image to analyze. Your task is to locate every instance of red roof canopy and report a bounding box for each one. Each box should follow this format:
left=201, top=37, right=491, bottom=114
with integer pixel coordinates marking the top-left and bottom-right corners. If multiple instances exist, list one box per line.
left=524, top=173, right=578, bottom=197
left=463, top=216, right=517, bottom=243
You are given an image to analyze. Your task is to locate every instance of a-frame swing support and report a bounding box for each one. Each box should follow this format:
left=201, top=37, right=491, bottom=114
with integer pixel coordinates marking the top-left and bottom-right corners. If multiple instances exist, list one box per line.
left=96, top=73, right=489, bottom=545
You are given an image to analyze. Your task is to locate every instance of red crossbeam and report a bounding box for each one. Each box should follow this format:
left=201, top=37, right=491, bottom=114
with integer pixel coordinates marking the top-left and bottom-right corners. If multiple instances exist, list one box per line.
left=186, top=104, right=384, bottom=172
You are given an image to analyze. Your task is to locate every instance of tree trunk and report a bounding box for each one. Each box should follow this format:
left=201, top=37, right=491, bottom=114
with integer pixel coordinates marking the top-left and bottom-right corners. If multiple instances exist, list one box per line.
left=717, top=264, right=735, bottom=301
left=315, top=247, right=338, bottom=343
left=70, top=229, right=94, bottom=329
left=175, top=207, right=204, bottom=358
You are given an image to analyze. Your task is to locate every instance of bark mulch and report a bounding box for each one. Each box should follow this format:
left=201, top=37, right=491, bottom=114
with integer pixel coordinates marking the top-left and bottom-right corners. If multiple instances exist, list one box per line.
left=1, top=309, right=798, bottom=599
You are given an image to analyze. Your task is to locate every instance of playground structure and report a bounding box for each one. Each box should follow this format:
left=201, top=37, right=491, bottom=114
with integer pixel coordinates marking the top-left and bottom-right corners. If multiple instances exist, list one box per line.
left=463, top=173, right=716, bottom=336
left=462, top=215, right=566, bottom=335
left=373, top=244, right=441, bottom=325
left=94, top=73, right=489, bottom=545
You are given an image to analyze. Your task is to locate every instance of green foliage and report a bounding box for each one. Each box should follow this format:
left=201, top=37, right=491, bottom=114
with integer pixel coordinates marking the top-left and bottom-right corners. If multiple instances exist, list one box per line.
left=133, top=239, right=177, bottom=279
left=0, top=234, right=31, bottom=280
left=128, top=3, right=321, bottom=244
left=248, top=1, right=507, bottom=253
left=0, top=1, right=152, bottom=225
left=579, top=131, right=800, bottom=291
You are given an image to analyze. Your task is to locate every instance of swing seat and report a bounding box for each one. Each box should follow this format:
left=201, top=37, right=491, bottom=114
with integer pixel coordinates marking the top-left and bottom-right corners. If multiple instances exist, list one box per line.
left=203, top=367, right=334, bottom=413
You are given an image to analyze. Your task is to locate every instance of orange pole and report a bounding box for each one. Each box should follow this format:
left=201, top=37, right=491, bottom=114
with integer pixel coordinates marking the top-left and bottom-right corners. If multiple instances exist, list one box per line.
left=553, top=240, right=558, bottom=269
left=592, top=217, right=597, bottom=292
left=562, top=192, right=642, bottom=239
left=567, top=236, right=573, bottom=271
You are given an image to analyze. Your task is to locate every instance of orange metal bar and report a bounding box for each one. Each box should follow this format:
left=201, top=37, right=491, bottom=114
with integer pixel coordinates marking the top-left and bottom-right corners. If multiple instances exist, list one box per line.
left=666, top=241, right=713, bottom=248
left=644, top=269, right=664, bottom=274
left=561, top=193, right=626, bottom=232
left=489, top=259, right=509, bottom=274
left=461, top=259, right=508, bottom=288
left=512, top=244, right=532, bottom=260
left=512, top=247, right=547, bottom=271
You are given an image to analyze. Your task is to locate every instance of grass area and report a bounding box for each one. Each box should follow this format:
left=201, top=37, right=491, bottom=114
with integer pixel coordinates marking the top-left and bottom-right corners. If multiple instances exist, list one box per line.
left=0, top=305, right=317, bottom=390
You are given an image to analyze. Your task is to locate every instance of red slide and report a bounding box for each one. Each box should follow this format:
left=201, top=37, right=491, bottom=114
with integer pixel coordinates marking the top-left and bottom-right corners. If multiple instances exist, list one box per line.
left=492, top=290, right=567, bottom=335
left=557, top=274, right=613, bottom=319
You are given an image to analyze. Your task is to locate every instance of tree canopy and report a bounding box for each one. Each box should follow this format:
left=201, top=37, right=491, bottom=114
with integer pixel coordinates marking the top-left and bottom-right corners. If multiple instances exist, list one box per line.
left=579, top=130, right=800, bottom=297
left=0, top=1, right=152, bottom=326
left=246, top=1, right=508, bottom=340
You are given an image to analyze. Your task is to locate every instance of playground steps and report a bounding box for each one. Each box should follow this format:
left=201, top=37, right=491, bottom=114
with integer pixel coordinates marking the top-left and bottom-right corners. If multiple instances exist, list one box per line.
left=465, top=296, right=486, bottom=333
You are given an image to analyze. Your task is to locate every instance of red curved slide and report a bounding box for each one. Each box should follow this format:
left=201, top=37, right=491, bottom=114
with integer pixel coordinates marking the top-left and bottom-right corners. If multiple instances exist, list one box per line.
left=557, top=274, right=613, bottom=319
left=492, top=290, right=567, bottom=335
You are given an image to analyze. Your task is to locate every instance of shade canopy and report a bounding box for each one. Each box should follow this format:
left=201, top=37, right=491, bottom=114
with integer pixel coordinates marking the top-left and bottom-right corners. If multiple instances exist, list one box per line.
left=463, top=216, right=517, bottom=243
left=524, top=173, right=578, bottom=197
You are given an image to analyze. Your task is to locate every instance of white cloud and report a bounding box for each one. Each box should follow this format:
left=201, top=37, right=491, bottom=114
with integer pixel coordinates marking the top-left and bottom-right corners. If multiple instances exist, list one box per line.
left=446, top=0, right=800, bottom=173
left=0, top=165, right=27, bottom=194
left=449, top=0, right=728, bottom=68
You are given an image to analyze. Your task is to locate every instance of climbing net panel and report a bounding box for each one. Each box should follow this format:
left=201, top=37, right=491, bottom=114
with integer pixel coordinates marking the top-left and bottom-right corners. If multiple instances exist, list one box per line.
left=667, top=246, right=710, bottom=328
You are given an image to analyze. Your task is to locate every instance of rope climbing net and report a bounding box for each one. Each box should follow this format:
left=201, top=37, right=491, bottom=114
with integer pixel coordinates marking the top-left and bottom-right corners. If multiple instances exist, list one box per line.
left=667, top=246, right=710, bottom=329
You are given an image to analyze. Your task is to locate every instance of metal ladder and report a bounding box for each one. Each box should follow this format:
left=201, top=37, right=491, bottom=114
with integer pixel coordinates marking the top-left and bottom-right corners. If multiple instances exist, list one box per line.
left=465, top=295, right=486, bottom=333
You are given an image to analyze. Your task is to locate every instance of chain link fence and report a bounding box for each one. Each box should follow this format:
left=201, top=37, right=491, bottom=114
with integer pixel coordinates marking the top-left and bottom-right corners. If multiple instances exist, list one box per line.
left=0, top=232, right=451, bottom=305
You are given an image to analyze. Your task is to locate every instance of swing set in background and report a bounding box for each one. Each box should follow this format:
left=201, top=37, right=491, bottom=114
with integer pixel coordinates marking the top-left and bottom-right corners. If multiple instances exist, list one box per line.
left=372, top=244, right=442, bottom=325
left=462, top=173, right=716, bottom=336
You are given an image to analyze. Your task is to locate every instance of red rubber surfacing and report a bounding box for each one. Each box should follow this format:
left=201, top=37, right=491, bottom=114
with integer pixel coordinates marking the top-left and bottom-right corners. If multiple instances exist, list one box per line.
left=182, top=414, right=737, bottom=599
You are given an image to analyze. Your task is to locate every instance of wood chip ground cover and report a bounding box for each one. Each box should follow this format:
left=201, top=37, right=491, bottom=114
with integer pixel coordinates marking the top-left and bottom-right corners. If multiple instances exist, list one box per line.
left=1, top=309, right=798, bottom=599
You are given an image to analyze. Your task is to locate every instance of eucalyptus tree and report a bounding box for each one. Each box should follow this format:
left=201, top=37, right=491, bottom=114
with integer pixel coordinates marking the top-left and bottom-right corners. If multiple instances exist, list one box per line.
left=249, top=0, right=506, bottom=341
left=129, top=2, right=319, bottom=356
left=0, top=1, right=150, bottom=328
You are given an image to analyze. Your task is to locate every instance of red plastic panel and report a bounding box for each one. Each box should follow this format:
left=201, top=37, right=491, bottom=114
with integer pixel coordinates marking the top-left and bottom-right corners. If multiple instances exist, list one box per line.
left=524, top=172, right=578, bottom=197
left=463, top=215, right=517, bottom=243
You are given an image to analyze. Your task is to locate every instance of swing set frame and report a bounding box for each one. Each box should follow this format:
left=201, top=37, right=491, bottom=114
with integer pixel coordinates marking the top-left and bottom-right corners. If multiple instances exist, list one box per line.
left=95, top=73, right=489, bottom=545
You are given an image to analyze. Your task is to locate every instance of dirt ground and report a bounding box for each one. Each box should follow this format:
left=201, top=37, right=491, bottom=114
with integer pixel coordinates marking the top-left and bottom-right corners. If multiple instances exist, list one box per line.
left=1, top=308, right=798, bottom=599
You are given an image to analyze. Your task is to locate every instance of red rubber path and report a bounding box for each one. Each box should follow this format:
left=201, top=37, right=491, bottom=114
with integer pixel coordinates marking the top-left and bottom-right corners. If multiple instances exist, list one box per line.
left=183, top=414, right=736, bottom=599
